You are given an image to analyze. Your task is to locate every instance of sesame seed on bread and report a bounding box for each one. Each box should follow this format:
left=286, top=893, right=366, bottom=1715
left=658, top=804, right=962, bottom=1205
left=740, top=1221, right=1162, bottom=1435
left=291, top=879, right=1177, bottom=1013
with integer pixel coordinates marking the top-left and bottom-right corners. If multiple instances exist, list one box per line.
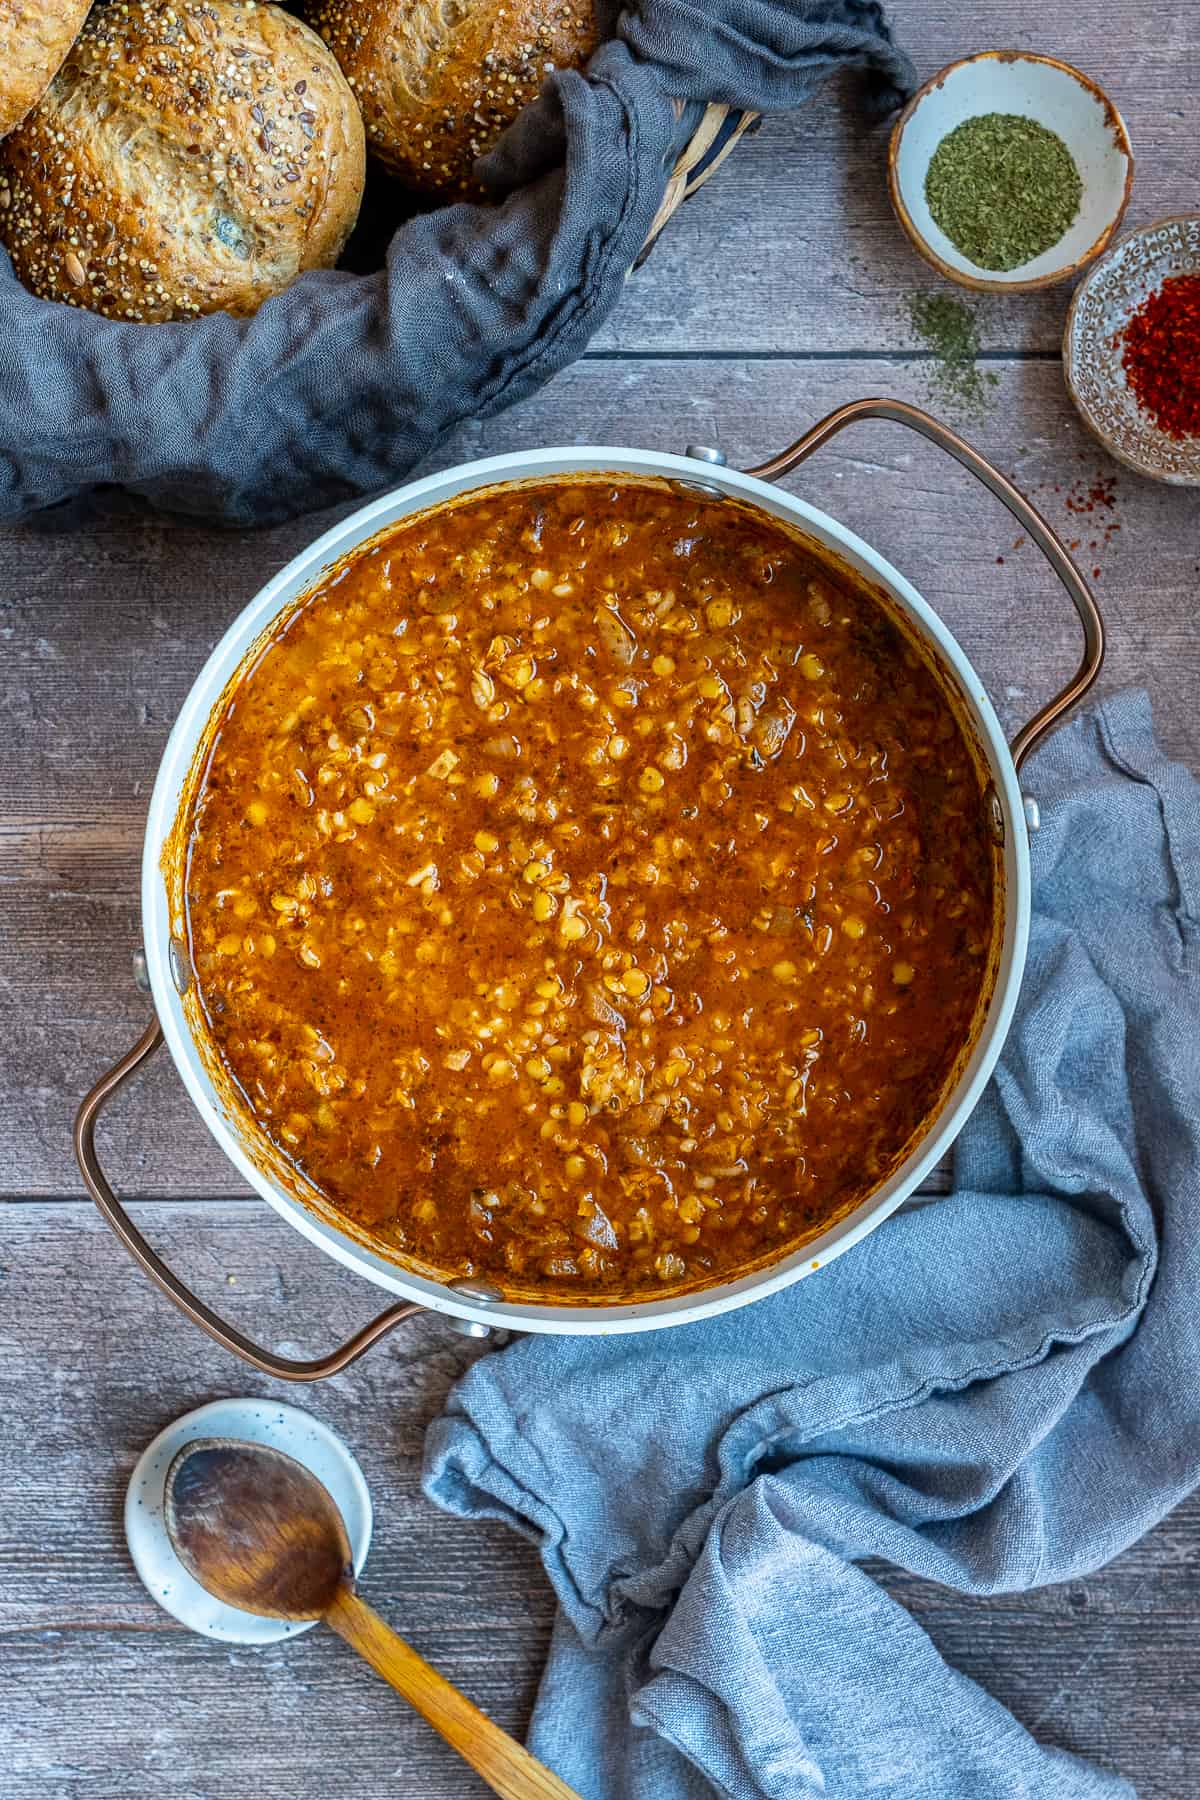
left=299, top=0, right=598, bottom=195
left=0, top=0, right=366, bottom=322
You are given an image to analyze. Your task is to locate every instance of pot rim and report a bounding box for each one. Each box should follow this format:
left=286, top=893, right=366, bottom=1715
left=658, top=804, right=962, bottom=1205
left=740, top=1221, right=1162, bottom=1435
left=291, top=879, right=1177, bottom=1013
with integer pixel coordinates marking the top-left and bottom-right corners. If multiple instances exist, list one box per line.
left=143, top=445, right=1031, bottom=1336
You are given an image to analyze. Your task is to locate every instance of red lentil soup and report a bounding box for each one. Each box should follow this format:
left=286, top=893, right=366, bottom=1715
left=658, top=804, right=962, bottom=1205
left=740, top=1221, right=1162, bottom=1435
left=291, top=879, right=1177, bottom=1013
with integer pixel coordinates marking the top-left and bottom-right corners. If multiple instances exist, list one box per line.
left=181, top=477, right=998, bottom=1302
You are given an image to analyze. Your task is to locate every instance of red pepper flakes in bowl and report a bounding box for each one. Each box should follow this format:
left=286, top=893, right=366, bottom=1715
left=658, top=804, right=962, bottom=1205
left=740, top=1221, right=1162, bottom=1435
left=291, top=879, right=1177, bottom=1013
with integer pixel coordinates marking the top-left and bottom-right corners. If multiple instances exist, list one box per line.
left=1120, top=274, right=1200, bottom=440
left=1064, top=217, right=1200, bottom=486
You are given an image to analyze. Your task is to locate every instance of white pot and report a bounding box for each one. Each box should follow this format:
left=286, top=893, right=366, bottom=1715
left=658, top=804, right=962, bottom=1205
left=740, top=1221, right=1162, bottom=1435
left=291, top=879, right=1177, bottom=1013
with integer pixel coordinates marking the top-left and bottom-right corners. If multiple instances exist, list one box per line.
left=77, top=401, right=1104, bottom=1375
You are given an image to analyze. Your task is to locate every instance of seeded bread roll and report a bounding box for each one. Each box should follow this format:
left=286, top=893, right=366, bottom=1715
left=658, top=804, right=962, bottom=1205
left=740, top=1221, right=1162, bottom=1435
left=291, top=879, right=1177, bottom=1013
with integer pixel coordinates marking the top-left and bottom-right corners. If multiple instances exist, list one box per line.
left=0, top=0, right=365, bottom=321
left=0, top=0, right=93, bottom=140
left=301, top=0, right=597, bottom=194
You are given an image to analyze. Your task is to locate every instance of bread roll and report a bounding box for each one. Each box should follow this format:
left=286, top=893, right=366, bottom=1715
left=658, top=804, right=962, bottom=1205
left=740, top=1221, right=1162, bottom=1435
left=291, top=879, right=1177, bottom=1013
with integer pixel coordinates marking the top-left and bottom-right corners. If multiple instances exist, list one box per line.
left=301, top=0, right=597, bottom=194
left=0, top=0, right=92, bottom=140
left=0, top=0, right=366, bottom=321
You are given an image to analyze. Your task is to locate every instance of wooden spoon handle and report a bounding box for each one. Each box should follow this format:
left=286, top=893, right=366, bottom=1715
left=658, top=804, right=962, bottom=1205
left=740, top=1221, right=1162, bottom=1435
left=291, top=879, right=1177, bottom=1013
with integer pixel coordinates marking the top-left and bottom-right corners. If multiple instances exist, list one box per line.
left=325, top=1587, right=581, bottom=1800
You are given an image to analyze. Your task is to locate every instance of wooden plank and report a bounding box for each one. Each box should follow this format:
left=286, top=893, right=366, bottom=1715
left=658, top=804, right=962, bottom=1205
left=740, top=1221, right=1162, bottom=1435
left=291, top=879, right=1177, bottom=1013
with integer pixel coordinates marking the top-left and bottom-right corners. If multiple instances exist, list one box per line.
left=1, top=1202, right=1197, bottom=1797
left=0, top=1204, right=513, bottom=1632
left=4, top=5, right=1197, bottom=1788
left=0, top=1203, right=546, bottom=1798
left=9, top=1604, right=1197, bottom=1800
left=2, top=354, right=1196, bottom=1198
left=603, top=1, right=1200, bottom=353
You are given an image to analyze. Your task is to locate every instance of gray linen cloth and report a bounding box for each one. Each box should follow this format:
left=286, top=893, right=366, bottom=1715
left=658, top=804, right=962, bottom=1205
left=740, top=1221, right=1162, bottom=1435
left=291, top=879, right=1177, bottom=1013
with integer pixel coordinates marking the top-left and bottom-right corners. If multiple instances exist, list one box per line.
left=0, top=0, right=912, bottom=526
left=425, top=690, right=1200, bottom=1799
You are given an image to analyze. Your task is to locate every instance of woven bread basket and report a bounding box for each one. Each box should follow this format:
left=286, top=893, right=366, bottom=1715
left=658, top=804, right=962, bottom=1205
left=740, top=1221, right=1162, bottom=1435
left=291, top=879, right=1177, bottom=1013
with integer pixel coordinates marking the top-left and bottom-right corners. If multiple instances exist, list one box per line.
left=638, top=102, right=760, bottom=264
left=0, top=0, right=912, bottom=526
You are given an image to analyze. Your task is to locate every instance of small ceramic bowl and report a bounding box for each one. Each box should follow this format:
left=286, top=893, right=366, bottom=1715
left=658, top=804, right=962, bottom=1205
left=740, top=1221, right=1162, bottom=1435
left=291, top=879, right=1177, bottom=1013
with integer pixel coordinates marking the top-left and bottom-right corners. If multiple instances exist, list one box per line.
left=889, top=51, right=1134, bottom=292
left=1064, top=216, right=1200, bottom=486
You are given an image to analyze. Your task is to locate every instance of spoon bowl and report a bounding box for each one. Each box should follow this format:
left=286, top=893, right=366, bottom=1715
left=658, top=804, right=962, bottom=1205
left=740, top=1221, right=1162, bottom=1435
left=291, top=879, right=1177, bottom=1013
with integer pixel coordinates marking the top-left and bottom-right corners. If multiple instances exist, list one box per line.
left=165, top=1438, right=352, bottom=1620
left=163, top=1435, right=579, bottom=1800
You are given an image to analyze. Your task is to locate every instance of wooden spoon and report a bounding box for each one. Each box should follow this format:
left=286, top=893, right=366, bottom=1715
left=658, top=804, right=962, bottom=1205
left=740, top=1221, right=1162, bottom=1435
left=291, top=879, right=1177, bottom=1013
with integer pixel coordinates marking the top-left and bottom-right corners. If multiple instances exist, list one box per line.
left=164, top=1437, right=579, bottom=1800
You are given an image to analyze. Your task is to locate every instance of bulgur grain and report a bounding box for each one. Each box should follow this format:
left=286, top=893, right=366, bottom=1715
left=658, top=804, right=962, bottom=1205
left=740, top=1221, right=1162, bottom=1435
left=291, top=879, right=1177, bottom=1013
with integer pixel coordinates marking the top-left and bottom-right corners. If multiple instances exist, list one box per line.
left=184, top=478, right=995, bottom=1301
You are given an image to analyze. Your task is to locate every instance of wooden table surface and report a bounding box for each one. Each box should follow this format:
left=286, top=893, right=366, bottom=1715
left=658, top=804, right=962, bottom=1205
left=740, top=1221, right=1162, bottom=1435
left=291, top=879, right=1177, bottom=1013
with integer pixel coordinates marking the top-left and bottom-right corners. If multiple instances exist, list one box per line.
left=3, top=4, right=1198, bottom=1795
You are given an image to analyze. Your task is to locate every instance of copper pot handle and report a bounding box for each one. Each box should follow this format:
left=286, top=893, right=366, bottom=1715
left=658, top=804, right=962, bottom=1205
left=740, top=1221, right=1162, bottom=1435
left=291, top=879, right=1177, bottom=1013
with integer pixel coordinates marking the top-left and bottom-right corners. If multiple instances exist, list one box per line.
left=743, top=398, right=1105, bottom=770
left=73, top=1019, right=425, bottom=1381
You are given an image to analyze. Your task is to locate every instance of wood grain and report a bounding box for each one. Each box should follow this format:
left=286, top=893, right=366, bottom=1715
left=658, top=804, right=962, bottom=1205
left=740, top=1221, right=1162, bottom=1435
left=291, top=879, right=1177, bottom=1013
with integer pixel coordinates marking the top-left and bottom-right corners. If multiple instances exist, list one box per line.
left=602, top=2, right=1199, bottom=353
left=3, top=355, right=1197, bottom=1198
left=3, top=4, right=1199, bottom=1792
left=327, top=1589, right=583, bottom=1800
left=2, top=1204, right=1199, bottom=1798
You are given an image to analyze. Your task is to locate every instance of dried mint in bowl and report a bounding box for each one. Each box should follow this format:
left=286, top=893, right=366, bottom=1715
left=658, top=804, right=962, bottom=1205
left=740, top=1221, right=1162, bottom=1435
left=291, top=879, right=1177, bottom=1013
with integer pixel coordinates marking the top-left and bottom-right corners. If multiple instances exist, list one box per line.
left=925, top=113, right=1083, bottom=272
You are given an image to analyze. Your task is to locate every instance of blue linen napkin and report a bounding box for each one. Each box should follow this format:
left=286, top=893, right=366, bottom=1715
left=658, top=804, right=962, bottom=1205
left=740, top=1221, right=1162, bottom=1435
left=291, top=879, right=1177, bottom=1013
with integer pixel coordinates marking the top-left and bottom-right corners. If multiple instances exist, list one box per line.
left=424, top=689, right=1199, bottom=1799
left=0, top=0, right=913, bottom=525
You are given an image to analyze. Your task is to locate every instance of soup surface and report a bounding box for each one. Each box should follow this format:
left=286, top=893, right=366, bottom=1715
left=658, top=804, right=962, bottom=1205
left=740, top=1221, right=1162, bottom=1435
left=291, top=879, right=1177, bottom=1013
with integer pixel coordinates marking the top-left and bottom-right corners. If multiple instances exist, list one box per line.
left=183, top=478, right=996, bottom=1301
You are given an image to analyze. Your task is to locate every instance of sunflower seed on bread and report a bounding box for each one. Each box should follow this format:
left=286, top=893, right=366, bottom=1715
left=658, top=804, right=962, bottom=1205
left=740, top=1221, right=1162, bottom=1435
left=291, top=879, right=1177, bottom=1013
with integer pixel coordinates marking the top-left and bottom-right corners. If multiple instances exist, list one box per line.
left=0, top=0, right=366, bottom=321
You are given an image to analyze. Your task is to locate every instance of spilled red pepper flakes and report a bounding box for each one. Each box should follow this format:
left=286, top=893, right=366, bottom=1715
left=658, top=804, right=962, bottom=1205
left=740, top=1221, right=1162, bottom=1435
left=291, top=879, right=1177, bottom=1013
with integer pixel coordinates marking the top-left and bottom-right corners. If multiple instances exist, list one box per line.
left=1064, top=474, right=1119, bottom=518
left=1119, top=274, right=1200, bottom=439
left=1036, top=470, right=1121, bottom=582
